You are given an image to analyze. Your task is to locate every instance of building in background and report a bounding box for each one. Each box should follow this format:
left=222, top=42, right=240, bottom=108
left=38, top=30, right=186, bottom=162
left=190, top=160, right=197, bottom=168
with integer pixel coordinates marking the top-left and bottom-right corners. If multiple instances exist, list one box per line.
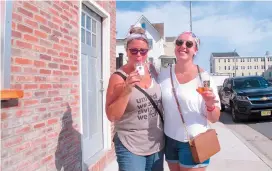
left=116, top=15, right=167, bottom=70
left=1, top=1, right=116, bottom=170
left=210, top=51, right=272, bottom=81
left=161, top=36, right=176, bottom=68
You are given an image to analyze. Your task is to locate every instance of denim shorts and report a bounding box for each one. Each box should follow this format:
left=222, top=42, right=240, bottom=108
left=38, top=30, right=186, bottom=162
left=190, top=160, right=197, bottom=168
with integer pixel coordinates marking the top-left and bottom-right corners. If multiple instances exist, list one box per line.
left=165, top=135, right=210, bottom=168
left=113, top=134, right=164, bottom=171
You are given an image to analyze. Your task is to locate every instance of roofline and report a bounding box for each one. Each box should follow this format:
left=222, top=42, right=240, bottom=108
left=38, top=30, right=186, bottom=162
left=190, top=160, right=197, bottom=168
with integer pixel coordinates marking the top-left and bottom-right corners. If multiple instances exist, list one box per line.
left=126, top=15, right=163, bottom=38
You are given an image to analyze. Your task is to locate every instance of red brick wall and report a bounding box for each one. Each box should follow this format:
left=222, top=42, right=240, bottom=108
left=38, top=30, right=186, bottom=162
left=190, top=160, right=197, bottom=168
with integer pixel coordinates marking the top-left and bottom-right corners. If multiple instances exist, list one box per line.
left=2, top=1, right=81, bottom=171
left=1, top=1, right=116, bottom=171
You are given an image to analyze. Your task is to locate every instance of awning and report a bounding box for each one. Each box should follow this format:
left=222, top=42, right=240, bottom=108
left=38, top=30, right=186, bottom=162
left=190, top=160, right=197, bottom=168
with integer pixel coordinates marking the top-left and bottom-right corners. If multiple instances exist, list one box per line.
left=159, top=55, right=176, bottom=59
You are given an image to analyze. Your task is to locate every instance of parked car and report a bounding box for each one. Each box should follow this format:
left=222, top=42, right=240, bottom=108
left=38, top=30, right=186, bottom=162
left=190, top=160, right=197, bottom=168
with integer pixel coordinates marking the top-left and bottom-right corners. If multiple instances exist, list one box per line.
left=219, top=76, right=272, bottom=122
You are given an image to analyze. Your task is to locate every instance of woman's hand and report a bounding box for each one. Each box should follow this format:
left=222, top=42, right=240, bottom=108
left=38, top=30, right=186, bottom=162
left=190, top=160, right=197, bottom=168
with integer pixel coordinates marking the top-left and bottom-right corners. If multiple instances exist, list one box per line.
left=197, top=88, right=219, bottom=108
left=124, top=70, right=141, bottom=93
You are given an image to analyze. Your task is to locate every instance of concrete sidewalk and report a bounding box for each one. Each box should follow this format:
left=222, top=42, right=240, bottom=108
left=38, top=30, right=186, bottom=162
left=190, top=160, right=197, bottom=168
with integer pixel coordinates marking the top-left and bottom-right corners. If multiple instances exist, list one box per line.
left=104, top=122, right=272, bottom=171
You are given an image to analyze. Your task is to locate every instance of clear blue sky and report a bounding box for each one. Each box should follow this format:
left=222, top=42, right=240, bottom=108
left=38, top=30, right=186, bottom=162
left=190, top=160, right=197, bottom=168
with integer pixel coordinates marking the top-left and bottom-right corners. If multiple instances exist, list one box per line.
left=116, top=1, right=272, bottom=72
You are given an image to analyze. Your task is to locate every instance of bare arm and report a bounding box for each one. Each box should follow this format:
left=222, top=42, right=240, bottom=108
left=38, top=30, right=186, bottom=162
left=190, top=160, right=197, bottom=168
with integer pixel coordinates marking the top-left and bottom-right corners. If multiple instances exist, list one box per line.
left=206, top=107, right=220, bottom=123
left=106, top=71, right=140, bottom=122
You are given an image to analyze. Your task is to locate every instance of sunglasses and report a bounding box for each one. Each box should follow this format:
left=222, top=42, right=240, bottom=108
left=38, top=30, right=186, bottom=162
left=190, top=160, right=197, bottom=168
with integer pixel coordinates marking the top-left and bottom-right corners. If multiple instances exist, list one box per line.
left=175, top=39, right=194, bottom=48
left=128, top=48, right=149, bottom=55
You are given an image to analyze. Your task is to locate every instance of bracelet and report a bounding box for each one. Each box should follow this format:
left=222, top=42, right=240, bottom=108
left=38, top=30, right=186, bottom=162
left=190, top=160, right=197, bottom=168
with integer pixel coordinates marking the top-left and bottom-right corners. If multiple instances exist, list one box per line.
left=206, top=105, right=215, bottom=112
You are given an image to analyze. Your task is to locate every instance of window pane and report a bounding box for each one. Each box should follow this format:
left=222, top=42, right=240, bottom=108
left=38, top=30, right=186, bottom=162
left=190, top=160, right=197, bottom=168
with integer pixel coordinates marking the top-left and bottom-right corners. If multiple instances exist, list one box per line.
left=81, top=28, right=85, bottom=43
left=86, top=16, right=91, bottom=30
left=92, top=19, right=96, bottom=33
left=86, top=31, right=91, bottom=45
left=92, top=34, right=96, bottom=47
left=81, top=13, right=85, bottom=27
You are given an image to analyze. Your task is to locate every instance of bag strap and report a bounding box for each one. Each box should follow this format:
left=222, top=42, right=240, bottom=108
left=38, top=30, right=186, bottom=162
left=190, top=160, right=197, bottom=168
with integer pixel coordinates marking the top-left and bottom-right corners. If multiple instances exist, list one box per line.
left=114, top=71, right=164, bottom=124
left=170, top=65, right=211, bottom=130
left=197, top=65, right=202, bottom=83
left=169, top=65, right=190, bottom=140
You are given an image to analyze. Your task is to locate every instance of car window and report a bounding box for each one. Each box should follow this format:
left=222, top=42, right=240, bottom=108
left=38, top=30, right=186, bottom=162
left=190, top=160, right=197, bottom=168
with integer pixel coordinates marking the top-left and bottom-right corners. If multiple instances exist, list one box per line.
left=233, top=77, right=269, bottom=89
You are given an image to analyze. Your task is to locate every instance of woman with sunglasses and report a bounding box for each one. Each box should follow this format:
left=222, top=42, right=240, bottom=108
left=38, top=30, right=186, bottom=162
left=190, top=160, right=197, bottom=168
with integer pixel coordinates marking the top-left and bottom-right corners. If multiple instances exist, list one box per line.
left=106, top=27, right=165, bottom=171
left=157, top=32, right=221, bottom=171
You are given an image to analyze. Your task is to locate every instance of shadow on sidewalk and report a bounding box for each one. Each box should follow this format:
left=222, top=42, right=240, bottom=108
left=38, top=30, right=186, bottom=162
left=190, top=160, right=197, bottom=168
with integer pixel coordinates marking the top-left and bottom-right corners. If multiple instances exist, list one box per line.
left=55, top=104, right=88, bottom=171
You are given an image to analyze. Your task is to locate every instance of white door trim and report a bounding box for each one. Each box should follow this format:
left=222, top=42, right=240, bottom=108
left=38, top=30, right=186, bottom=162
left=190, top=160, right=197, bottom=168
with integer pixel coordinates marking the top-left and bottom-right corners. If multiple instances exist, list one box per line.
left=79, top=0, right=112, bottom=153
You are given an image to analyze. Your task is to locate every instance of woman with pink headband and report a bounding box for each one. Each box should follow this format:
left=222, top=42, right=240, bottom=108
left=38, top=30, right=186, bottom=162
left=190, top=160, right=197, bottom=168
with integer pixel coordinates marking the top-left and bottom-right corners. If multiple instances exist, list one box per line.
left=157, top=31, right=221, bottom=171
left=106, top=27, right=165, bottom=171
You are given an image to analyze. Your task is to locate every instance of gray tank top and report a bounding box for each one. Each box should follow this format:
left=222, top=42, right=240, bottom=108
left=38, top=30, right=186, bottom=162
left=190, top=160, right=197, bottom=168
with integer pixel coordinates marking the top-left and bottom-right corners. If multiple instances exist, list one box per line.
left=114, top=69, right=164, bottom=155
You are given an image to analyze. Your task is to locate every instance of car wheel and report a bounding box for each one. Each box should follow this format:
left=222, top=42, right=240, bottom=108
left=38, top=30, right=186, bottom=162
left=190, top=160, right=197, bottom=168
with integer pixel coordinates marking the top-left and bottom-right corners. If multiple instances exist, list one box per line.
left=220, top=103, right=225, bottom=112
left=231, top=106, right=239, bottom=123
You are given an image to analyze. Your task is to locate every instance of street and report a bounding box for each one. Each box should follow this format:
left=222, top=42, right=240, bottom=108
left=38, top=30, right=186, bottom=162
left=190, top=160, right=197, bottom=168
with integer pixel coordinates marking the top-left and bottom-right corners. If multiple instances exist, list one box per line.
left=220, top=110, right=272, bottom=163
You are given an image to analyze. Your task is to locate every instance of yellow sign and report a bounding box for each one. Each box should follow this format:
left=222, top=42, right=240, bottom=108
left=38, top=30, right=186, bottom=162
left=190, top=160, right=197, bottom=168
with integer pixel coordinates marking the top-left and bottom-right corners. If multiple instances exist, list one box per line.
left=261, top=111, right=271, bottom=116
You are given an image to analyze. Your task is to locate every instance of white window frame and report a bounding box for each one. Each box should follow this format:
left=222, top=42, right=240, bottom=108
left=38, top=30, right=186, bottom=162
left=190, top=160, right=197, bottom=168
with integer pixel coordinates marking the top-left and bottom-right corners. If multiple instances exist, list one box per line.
left=79, top=0, right=111, bottom=151
left=1, top=1, right=13, bottom=89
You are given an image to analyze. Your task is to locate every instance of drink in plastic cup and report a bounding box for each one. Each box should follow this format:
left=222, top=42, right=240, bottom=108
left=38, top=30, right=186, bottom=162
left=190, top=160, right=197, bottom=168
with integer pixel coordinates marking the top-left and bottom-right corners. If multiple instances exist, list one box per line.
left=135, top=62, right=145, bottom=76
left=197, top=72, right=210, bottom=93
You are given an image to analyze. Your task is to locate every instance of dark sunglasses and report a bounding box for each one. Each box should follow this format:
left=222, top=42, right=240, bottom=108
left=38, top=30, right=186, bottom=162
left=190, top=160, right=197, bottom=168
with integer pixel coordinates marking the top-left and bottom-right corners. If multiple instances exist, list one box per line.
left=175, top=39, right=194, bottom=48
left=128, top=48, right=149, bottom=55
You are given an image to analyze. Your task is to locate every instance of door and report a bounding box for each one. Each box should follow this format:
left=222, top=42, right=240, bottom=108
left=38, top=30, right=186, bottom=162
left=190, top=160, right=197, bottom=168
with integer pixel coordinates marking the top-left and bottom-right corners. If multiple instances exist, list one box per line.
left=81, top=4, right=103, bottom=165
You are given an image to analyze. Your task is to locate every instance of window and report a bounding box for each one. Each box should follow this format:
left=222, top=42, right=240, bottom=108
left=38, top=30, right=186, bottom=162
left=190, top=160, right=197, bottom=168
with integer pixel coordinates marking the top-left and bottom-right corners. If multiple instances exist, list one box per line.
left=218, top=59, right=220, bottom=63
left=219, top=66, right=221, bottom=70
left=249, top=72, right=251, bottom=76
left=228, top=59, right=230, bottom=62
left=81, top=11, right=97, bottom=47
left=148, top=57, right=154, bottom=64
left=224, top=66, right=227, bottom=70
left=228, top=66, right=230, bottom=70
left=256, top=72, right=258, bottom=76
left=148, top=39, right=153, bottom=49
left=1, top=1, right=12, bottom=89
left=224, top=59, right=226, bottom=62
left=242, top=73, right=244, bottom=76
left=141, top=22, right=146, bottom=30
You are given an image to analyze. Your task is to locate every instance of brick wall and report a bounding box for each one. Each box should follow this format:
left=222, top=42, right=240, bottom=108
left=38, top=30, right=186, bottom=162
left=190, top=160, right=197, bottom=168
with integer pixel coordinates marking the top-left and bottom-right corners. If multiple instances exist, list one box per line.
left=2, top=1, right=81, bottom=171
left=1, top=1, right=116, bottom=171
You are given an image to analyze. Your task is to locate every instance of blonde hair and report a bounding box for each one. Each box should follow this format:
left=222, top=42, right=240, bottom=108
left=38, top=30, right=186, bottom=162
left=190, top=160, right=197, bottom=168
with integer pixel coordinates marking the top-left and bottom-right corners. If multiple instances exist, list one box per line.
left=129, top=27, right=146, bottom=34
left=125, top=27, right=149, bottom=49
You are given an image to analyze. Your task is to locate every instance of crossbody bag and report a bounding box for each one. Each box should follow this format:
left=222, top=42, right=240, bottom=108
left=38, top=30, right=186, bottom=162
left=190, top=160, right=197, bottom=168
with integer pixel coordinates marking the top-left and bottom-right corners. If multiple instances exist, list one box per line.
left=169, top=65, right=220, bottom=163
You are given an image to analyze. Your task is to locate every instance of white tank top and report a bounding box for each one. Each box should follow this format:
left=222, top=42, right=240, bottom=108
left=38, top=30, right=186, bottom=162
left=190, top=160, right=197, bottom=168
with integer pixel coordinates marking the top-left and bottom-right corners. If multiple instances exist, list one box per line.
left=158, top=65, right=221, bottom=142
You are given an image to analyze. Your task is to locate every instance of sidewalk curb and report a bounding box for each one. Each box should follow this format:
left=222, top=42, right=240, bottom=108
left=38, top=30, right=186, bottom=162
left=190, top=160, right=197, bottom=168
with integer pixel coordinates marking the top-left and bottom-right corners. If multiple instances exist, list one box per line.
left=224, top=123, right=272, bottom=169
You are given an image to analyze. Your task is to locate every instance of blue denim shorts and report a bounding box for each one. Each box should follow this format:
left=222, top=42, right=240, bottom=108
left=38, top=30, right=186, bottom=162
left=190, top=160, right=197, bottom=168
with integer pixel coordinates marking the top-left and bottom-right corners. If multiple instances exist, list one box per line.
left=165, top=135, right=210, bottom=168
left=113, top=134, right=164, bottom=171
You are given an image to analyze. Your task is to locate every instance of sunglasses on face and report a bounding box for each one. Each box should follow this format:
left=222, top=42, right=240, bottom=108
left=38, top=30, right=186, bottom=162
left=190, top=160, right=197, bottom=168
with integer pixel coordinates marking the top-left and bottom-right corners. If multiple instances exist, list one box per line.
left=128, top=48, right=149, bottom=55
left=175, top=39, right=194, bottom=48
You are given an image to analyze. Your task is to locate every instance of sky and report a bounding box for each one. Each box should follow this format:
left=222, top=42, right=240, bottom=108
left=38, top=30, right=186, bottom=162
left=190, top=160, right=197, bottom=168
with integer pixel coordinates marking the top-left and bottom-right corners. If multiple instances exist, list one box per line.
left=116, top=1, right=272, bottom=72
